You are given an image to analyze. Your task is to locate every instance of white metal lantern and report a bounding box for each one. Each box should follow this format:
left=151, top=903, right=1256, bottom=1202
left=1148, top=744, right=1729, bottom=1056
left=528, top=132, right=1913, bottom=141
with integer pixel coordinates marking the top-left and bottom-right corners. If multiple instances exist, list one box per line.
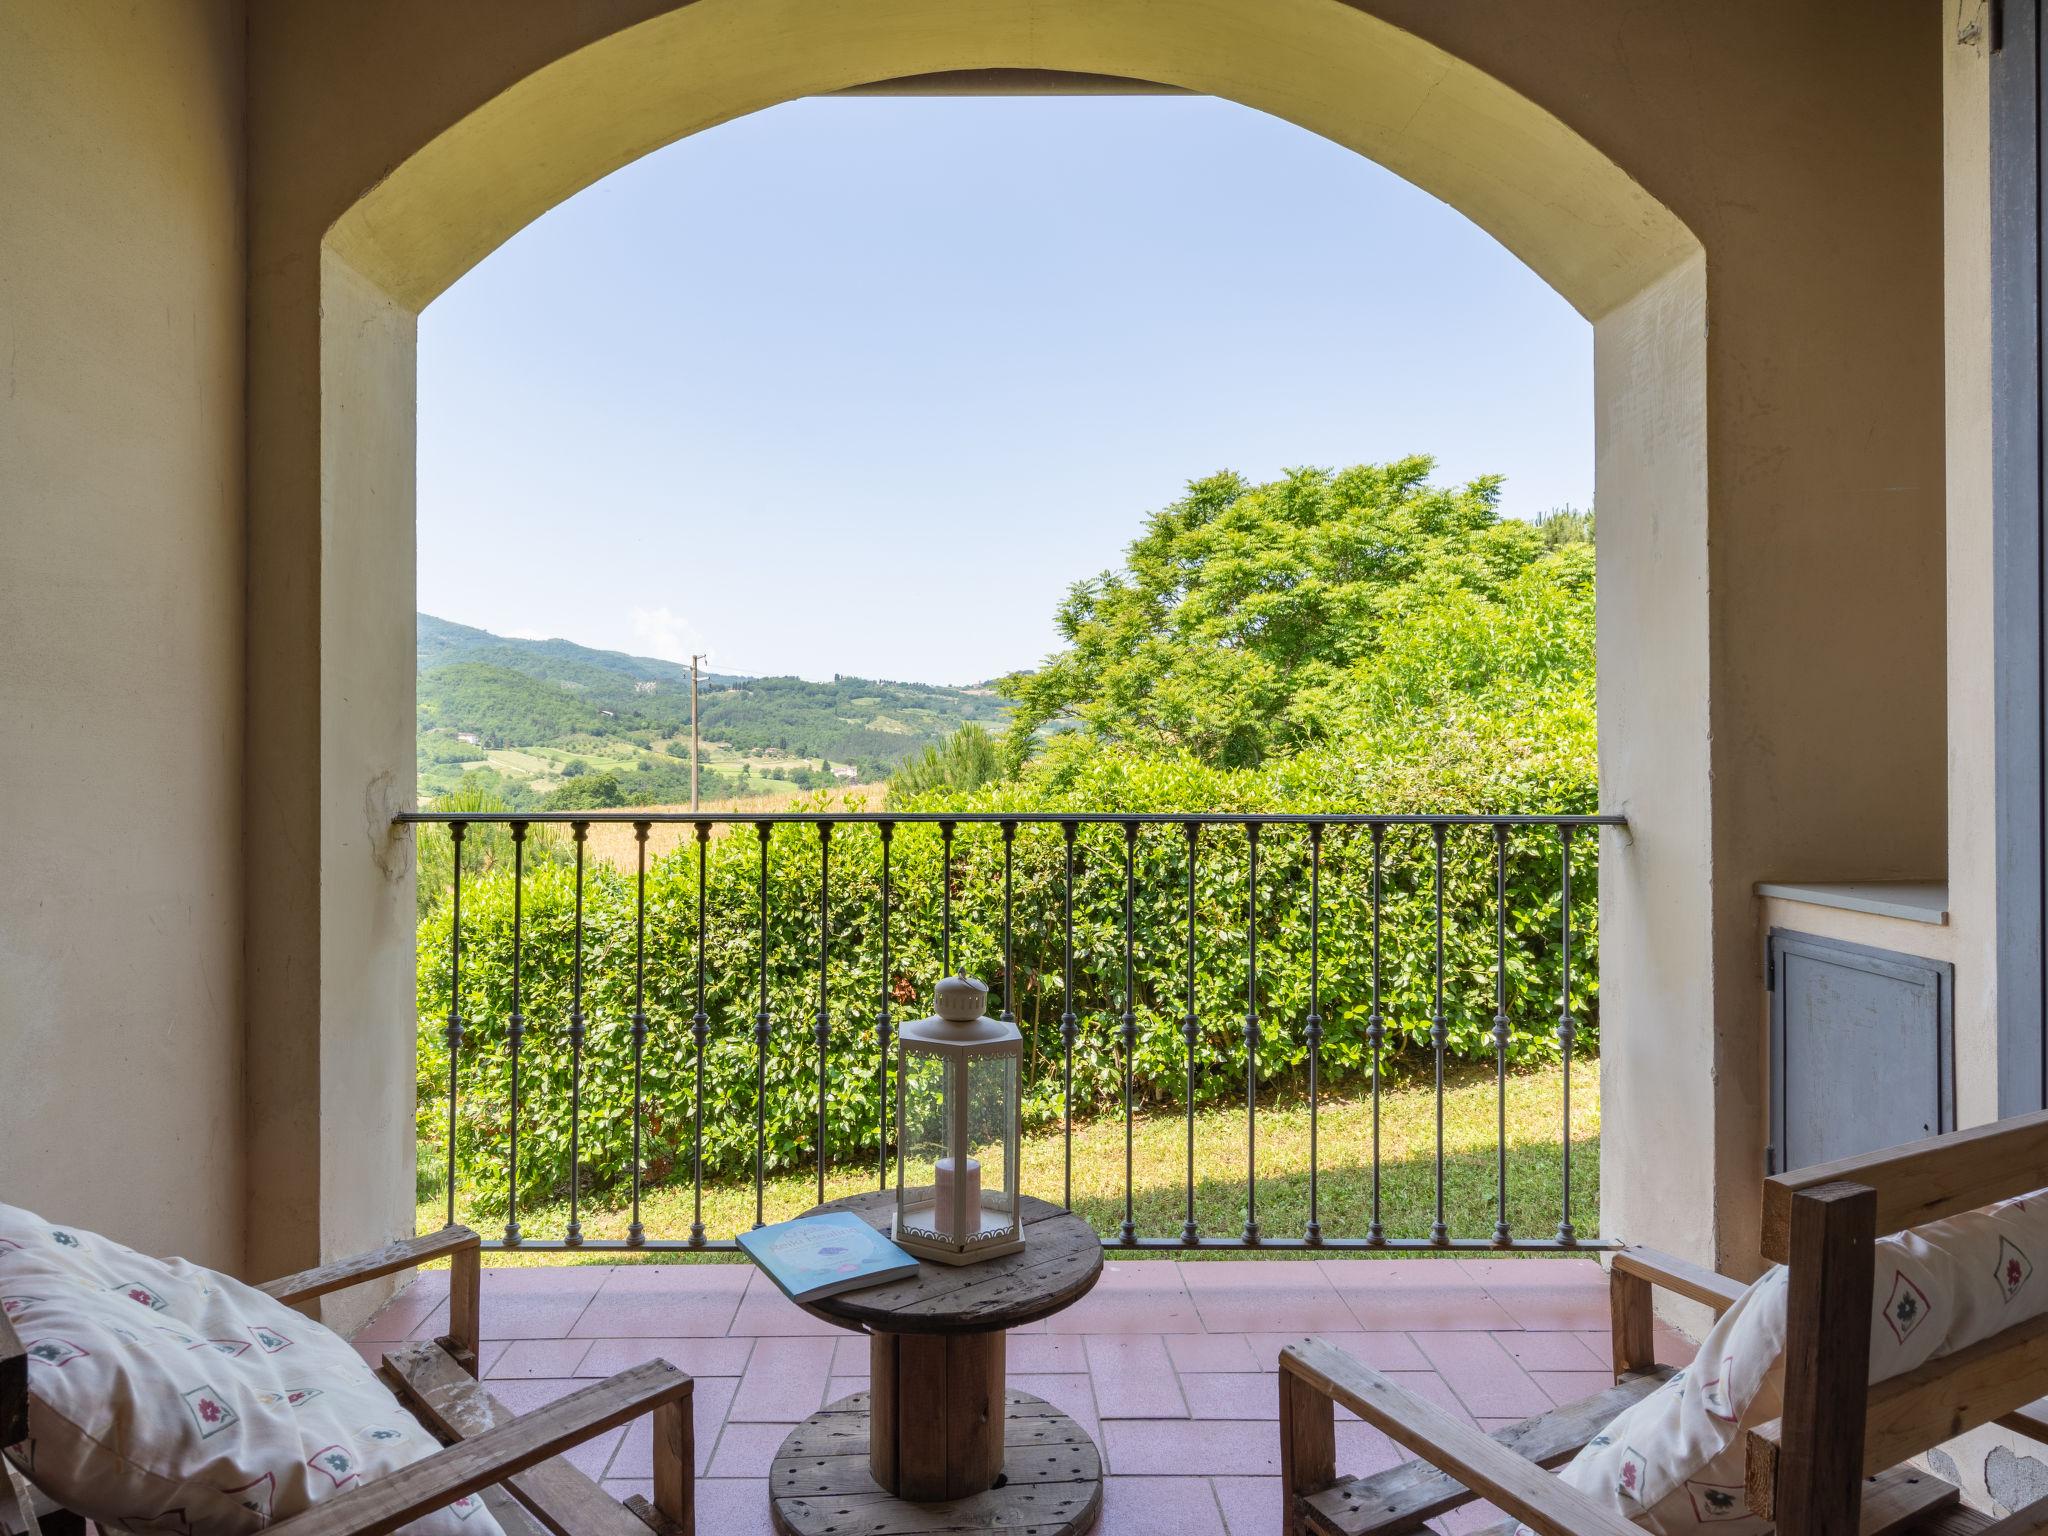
left=893, top=975, right=1024, bottom=1264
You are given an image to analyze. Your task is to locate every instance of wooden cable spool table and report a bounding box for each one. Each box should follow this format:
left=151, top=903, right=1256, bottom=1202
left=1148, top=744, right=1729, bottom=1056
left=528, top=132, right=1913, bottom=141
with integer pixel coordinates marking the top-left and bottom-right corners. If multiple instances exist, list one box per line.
left=767, top=1189, right=1105, bottom=1536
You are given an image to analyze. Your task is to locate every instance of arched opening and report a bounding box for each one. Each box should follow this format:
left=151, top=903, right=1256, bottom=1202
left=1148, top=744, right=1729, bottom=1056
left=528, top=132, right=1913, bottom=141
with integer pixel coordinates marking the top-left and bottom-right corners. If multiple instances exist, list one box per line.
left=271, top=0, right=1723, bottom=1300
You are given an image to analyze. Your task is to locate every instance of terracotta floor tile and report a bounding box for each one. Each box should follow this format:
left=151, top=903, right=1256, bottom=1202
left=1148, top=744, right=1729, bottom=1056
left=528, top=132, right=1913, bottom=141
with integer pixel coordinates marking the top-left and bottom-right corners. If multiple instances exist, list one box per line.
left=1380, top=1371, right=1476, bottom=1426
left=439, top=1253, right=1632, bottom=1529
left=1412, top=1332, right=1553, bottom=1418
left=1084, top=1334, right=1188, bottom=1418
left=1190, top=1290, right=1355, bottom=1334
left=1212, top=1474, right=1283, bottom=1535
left=1010, top=1371, right=1099, bottom=1436
left=1655, top=1323, right=1700, bottom=1365
left=1242, top=1331, right=1427, bottom=1371
left=729, top=1334, right=836, bottom=1421
left=608, top=1375, right=736, bottom=1477
left=572, top=1281, right=744, bottom=1338
left=590, top=1262, right=753, bottom=1296
left=1530, top=1369, right=1616, bottom=1406
left=1334, top=1419, right=1405, bottom=1476
left=1178, top=1259, right=1333, bottom=1288
left=1455, top=1258, right=1606, bottom=1289
left=1102, top=1419, right=1282, bottom=1476
left=1007, top=1332, right=1090, bottom=1373
left=1434, top=1497, right=1518, bottom=1533
left=1339, top=1286, right=1517, bottom=1333
left=351, top=1274, right=448, bottom=1341
left=691, top=1478, right=774, bottom=1536
left=1181, top=1372, right=1279, bottom=1420
left=577, top=1334, right=755, bottom=1378
left=479, top=1264, right=613, bottom=1292
left=1475, top=1284, right=1612, bottom=1331
left=488, top=1338, right=593, bottom=1378
left=1097, top=1475, right=1228, bottom=1535
left=1048, top=1262, right=1201, bottom=1333
left=1165, top=1332, right=1259, bottom=1373
left=481, top=1377, right=581, bottom=1413
left=727, top=1277, right=846, bottom=1337
left=560, top=1426, right=626, bottom=1480
left=825, top=1375, right=863, bottom=1404
left=706, top=1420, right=796, bottom=1479
left=1493, top=1330, right=1607, bottom=1371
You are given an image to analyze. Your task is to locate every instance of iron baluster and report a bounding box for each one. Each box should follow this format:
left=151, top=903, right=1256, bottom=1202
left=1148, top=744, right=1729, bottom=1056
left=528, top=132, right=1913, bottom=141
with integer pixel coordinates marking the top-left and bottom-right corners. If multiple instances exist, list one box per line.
left=940, top=819, right=955, bottom=974
left=816, top=822, right=832, bottom=1210
left=566, top=821, right=588, bottom=1246
left=1558, top=824, right=1578, bottom=1246
left=1001, top=820, right=1017, bottom=1021
left=1305, top=823, right=1323, bottom=1246
left=1061, top=819, right=1078, bottom=1211
left=1493, top=824, right=1513, bottom=1247
left=878, top=821, right=894, bottom=1190
left=444, top=821, right=465, bottom=1231
left=691, top=821, right=709, bottom=1246
left=1119, top=819, right=1138, bottom=1246
left=1430, top=822, right=1449, bottom=1246
left=1243, top=821, right=1261, bottom=1246
left=1368, top=824, right=1385, bottom=1246
left=629, top=821, right=650, bottom=1247
left=755, top=820, right=771, bottom=1231
left=1182, top=822, right=1200, bottom=1247
left=504, top=821, right=526, bottom=1246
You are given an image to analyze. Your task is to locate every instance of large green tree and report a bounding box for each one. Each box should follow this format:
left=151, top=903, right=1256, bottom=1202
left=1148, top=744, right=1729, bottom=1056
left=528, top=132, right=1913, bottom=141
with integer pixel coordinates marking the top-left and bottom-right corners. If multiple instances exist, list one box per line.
left=1002, top=457, right=1580, bottom=770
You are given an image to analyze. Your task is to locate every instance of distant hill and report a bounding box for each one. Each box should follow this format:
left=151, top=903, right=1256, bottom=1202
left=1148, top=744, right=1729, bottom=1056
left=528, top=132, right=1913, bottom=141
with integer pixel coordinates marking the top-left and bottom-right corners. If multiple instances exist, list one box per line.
left=416, top=613, right=1010, bottom=807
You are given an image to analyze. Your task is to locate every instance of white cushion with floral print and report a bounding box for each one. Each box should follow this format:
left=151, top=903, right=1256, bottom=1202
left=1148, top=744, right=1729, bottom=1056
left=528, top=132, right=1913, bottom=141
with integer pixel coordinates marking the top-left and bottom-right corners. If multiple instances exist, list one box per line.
left=1530, top=1188, right=2048, bottom=1534
left=0, top=1202, right=503, bottom=1536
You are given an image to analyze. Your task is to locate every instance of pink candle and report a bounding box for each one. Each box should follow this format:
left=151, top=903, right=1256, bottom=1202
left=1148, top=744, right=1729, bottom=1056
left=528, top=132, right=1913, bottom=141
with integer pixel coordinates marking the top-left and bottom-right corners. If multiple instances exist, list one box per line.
left=932, top=1155, right=981, bottom=1238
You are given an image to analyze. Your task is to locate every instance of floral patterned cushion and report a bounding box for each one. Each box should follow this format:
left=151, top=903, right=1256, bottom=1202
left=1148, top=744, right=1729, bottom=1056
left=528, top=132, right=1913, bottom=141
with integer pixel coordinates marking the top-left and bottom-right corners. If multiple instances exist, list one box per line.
left=0, top=1203, right=503, bottom=1536
left=1541, top=1189, right=2048, bottom=1533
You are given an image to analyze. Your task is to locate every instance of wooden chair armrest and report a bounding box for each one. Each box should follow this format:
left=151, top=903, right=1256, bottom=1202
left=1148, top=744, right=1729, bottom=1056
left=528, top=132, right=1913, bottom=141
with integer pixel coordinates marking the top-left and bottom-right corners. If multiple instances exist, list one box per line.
left=1280, top=1338, right=1640, bottom=1536
left=262, top=1361, right=687, bottom=1536
left=1610, top=1246, right=1747, bottom=1314
left=259, top=1229, right=479, bottom=1306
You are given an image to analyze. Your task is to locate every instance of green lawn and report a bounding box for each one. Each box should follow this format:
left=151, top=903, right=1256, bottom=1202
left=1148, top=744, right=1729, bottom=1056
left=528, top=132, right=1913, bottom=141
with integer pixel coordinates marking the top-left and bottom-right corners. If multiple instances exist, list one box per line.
left=418, top=1060, right=1599, bottom=1265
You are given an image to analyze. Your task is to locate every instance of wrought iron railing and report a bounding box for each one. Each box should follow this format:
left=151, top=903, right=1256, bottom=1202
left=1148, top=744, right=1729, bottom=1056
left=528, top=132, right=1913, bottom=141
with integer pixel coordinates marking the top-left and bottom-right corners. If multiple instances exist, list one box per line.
left=400, top=810, right=1624, bottom=1253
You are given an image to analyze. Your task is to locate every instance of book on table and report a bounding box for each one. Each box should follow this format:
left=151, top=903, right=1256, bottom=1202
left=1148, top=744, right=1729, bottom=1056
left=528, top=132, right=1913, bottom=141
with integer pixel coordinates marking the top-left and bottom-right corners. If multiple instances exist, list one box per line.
left=737, top=1210, right=920, bottom=1303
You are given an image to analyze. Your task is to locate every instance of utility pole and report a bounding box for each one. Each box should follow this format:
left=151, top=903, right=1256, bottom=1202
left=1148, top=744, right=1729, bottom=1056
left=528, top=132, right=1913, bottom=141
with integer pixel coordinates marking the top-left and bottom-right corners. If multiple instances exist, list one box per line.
left=690, top=653, right=707, bottom=811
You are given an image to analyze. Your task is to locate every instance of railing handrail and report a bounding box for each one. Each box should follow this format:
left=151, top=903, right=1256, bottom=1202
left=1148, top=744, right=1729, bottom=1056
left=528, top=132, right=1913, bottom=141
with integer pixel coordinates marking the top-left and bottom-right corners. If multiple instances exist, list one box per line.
left=397, top=809, right=1627, bottom=826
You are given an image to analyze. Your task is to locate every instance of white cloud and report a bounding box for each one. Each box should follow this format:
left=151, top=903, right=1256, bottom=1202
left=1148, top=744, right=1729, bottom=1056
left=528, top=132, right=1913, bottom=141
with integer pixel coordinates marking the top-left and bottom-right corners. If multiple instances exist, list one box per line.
left=627, top=606, right=707, bottom=666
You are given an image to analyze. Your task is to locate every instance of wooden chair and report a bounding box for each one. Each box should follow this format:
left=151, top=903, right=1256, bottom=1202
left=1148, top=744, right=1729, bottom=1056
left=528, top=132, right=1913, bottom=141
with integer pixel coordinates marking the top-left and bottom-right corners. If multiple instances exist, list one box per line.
left=1, top=1226, right=694, bottom=1536
left=1279, top=1109, right=2048, bottom=1536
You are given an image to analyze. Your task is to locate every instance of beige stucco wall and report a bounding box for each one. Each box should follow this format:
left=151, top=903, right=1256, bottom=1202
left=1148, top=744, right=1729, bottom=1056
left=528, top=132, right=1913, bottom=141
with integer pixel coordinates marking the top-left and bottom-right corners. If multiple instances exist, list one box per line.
left=236, top=0, right=1944, bottom=1285
left=0, top=1, right=247, bottom=1267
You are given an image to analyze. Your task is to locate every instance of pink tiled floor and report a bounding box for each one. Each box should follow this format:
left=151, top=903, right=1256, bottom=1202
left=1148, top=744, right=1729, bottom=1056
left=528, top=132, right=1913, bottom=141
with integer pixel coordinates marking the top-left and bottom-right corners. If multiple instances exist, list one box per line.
left=353, top=1256, right=1696, bottom=1536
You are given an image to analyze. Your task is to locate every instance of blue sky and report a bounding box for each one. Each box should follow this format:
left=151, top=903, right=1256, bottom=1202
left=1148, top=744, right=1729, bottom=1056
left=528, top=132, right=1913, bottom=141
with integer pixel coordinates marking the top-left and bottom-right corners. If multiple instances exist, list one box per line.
left=418, top=94, right=1591, bottom=686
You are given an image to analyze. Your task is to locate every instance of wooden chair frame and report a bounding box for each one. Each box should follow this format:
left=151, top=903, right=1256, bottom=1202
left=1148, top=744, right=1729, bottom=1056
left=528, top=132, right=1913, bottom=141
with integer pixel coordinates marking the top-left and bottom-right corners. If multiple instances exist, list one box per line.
left=1280, top=1107, right=2048, bottom=1536
left=1, top=1227, right=694, bottom=1536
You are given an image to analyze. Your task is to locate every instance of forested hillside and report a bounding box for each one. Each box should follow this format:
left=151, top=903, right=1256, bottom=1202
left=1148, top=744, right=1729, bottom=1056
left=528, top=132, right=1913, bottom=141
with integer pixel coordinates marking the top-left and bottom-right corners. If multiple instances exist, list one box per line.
left=415, top=613, right=1009, bottom=805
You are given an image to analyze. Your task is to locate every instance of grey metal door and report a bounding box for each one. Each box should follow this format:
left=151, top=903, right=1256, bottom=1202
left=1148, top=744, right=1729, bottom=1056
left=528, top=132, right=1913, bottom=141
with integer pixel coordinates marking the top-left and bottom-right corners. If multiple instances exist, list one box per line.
left=1768, top=931, right=1955, bottom=1174
left=1995, top=0, right=2048, bottom=1113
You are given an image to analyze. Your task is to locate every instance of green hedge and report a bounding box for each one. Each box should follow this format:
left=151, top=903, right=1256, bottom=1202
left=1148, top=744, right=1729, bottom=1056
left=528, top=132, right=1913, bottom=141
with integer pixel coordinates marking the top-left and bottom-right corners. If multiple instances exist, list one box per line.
left=417, top=790, right=1598, bottom=1216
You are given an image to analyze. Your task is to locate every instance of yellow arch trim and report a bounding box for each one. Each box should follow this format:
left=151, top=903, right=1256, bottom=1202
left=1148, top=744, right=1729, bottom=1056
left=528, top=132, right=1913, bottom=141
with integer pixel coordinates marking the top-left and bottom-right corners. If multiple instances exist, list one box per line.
left=327, top=0, right=1698, bottom=319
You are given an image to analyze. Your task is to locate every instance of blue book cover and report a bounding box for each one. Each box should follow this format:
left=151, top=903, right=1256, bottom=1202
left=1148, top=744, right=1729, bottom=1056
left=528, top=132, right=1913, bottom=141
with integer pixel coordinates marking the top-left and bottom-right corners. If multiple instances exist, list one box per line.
left=737, top=1210, right=920, bottom=1303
